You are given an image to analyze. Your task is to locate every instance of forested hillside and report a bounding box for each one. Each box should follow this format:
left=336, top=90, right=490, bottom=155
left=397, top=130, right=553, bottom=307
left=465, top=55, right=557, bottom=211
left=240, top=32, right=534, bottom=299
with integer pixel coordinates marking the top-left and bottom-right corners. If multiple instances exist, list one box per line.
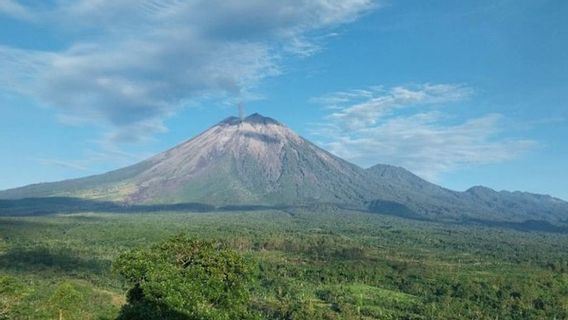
left=0, top=208, right=566, bottom=319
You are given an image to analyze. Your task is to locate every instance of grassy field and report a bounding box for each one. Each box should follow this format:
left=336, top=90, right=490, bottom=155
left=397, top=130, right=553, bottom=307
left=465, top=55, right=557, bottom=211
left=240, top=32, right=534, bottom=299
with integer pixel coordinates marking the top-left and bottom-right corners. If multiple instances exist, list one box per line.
left=0, top=208, right=567, bottom=319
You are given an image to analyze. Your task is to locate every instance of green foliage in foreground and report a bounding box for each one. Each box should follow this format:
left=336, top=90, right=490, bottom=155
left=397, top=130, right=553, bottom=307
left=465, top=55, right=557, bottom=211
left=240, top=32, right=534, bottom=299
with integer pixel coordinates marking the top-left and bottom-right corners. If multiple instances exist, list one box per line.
left=0, top=208, right=567, bottom=319
left=114, top=236, right=258, bottom=319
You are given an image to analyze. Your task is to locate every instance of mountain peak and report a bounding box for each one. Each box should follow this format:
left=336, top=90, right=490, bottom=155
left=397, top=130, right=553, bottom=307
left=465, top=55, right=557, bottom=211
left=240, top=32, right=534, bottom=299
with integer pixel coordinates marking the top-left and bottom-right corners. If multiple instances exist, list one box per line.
left=466, top=186, right=495, bottom=194
left=244, top=113, right=281, bottom=125
left=219, top=113, right=282, bottom=127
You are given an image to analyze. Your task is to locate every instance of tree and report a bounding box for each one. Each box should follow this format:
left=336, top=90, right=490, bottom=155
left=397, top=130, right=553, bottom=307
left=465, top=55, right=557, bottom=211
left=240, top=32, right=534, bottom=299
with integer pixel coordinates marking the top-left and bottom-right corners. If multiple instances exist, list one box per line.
left=48, top=282, right=84, bottom=320
left=114, top=235, right=258, bottom=320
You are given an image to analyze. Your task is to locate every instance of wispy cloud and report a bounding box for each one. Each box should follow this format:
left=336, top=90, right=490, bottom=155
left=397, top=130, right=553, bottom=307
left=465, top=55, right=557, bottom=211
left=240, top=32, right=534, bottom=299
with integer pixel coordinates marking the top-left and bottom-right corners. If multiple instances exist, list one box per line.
left=312, top=84, right=536, bottom=180
left=0, top=0, right=377, bottom=145
left=37, top=143, right=152, bottom=172
left=314, top=84, right=473, bottom=130
left=37, top=158, right=89, bottom=171
left=0, top=0, right=34, bottom=20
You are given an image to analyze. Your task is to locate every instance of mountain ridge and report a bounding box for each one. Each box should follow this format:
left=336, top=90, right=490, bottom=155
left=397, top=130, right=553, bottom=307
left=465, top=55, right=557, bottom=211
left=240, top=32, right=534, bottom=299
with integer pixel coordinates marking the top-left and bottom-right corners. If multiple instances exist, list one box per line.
left=1, top=113, right=566, bottom=225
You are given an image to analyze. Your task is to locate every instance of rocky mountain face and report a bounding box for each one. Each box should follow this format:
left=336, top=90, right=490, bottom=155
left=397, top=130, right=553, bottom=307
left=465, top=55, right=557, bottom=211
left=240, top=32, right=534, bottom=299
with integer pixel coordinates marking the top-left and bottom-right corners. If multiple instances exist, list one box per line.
left=1, top=113, right=567, bottom=226
left=124, top=113, right=377, bottom=205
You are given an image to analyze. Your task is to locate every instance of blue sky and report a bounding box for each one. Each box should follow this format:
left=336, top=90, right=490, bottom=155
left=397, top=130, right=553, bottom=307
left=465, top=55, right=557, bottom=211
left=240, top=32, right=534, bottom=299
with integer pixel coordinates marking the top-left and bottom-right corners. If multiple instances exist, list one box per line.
left=0, top=0, right=567, bottom=200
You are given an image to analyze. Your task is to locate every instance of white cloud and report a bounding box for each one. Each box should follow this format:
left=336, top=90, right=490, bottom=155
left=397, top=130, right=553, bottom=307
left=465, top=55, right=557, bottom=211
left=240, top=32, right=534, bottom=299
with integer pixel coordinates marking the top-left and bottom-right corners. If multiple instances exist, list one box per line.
left=312, top=84, right=536, bottom=180
left=0, top=0, right=33, bottom=20
left=0, top=0, right=377, bottom=144
left=319, top=84, right=473, bottom=130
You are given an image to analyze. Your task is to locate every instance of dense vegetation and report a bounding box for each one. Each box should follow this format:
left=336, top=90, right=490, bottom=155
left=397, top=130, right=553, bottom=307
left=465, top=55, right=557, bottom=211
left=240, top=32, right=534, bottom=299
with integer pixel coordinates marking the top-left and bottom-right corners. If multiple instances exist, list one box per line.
left=114, top=236, right=257, bottom=319
left=0, top=208, right=567, bottom=319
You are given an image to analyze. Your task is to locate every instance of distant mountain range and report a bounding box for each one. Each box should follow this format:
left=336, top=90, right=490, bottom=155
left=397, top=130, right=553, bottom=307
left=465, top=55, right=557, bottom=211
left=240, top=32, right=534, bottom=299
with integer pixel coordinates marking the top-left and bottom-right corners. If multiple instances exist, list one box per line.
left=1, top=113, right=566, bottom=227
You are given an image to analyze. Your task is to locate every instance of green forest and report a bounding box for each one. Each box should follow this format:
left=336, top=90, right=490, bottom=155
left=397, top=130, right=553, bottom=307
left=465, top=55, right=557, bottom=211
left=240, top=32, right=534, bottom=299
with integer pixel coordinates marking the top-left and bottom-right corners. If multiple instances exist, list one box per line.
left=0, top=207, right=567, bottom=319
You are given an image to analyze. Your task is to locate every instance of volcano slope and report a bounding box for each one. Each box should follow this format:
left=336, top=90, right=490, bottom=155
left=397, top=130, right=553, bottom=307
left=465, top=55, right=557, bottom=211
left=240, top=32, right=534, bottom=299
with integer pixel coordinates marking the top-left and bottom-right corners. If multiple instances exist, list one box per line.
left=1, top=114, right=567, bottom=227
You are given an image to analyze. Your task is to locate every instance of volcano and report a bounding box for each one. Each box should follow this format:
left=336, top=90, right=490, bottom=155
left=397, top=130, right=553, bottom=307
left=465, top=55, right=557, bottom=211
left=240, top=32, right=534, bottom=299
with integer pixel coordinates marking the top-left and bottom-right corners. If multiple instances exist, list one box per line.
left=0, top=114, right=374, bottom=205
left=1, top=113, right=567, bottom=226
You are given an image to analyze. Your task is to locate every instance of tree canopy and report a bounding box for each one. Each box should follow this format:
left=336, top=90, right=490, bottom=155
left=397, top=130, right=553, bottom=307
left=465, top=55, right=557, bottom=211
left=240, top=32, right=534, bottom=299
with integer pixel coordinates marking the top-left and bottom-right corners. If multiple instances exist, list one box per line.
left=113, top=235, right=258, bottom=320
